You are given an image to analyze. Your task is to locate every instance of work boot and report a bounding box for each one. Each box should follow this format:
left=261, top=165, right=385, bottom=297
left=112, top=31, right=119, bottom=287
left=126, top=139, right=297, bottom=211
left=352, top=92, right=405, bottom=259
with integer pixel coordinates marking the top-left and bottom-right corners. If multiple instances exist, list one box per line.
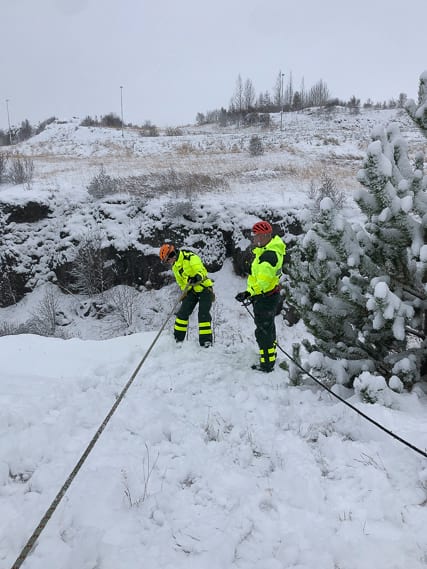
left=251, top=363, right=274, bottom=373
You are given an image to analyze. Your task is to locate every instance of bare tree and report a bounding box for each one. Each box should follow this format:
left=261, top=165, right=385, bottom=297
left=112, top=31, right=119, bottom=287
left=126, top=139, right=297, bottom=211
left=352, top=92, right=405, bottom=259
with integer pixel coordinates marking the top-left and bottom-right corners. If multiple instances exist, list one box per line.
left=348, top=95, right=361, bottom=114
left=299, top=77, right=306, bottom=108
left=292, top=91, right=303, bottom=110
left=243, top=78, right=256, bottom=111
left=87, top=165, right=118, bottom=199
left=260, top=90, right=272, bottom=110
left=307, top=79, right=330, bottom=107
left=273, top=71, right=282, bottom=107
left=284, top=71, right=294, bottom=107
left=107, top=285, right=139, bottom=329
left=17, top=119, right=33, bottom=142
left=397, top=93, right=408, bottom=108
left=231, top=74, right=244, bottom=126
left=31, top=286, right=60, bottom=336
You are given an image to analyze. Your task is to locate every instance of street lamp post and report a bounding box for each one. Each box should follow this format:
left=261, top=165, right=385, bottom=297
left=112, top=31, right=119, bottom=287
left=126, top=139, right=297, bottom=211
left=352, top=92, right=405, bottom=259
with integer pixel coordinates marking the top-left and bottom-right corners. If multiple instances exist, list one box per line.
left=120, top=86, right=124, bottom=137
left=280, top=73, right=285, bottom=132
left=5, top=99, right=12, bottom=144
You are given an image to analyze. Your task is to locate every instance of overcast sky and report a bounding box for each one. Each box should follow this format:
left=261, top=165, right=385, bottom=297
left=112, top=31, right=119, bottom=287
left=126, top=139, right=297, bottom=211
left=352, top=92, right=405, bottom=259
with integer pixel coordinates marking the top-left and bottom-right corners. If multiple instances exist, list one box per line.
left=2, top=0, right=426, bottom=129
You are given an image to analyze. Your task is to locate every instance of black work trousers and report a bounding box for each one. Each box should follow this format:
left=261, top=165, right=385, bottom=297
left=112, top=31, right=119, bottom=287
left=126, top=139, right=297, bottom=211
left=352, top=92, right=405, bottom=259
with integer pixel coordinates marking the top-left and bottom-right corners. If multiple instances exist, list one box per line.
left=252, top=292, right=280, bottom=369
left=174, top=288, right=213, bottom=346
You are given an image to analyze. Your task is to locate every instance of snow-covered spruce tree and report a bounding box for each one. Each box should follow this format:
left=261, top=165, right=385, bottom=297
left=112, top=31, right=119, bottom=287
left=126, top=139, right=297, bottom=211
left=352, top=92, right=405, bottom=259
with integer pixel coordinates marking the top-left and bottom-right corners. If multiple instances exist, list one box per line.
left=285, top=198, right=377, bottom=385
left=285, top=123, right=427, bottom=387
left=354, top=124, right=427, bottom=386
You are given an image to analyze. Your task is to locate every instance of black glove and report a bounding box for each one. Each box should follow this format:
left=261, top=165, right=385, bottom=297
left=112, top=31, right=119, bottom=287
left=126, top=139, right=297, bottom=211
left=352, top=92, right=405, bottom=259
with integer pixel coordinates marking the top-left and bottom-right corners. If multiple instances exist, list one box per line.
left=188, top=274, right=202, bottom=285
left=235, top=291, right=251, bottom=302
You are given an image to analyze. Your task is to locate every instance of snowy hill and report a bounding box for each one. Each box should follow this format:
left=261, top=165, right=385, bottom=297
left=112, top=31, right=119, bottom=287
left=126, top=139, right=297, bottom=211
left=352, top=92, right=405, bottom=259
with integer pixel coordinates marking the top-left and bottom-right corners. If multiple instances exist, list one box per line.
left=6, top=107, right=426, bottom=196
left=2, top=108, right=427, bottom=569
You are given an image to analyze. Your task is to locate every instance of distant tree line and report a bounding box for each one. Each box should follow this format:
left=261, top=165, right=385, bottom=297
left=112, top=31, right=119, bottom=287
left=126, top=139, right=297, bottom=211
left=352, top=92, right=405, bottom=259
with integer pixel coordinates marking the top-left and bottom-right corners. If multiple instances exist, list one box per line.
left=0, top=116, right=56, bottom=147
left=196, top=72, right=409, bottom=126
left=80, top=113, right=161, bottom=137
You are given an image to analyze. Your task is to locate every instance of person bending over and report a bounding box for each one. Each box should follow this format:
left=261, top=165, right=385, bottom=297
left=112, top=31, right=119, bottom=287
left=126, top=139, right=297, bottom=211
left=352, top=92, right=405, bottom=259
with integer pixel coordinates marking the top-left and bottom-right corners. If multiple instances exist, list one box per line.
left=159, top=243, right=214, bottom=347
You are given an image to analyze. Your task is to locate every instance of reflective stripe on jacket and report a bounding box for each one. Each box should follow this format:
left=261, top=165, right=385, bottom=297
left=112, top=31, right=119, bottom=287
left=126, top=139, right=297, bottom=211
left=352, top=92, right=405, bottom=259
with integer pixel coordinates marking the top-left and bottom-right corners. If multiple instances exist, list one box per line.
left=172, top=250, right=213, bottom=292
left=247, top=235, right=286, bottom=296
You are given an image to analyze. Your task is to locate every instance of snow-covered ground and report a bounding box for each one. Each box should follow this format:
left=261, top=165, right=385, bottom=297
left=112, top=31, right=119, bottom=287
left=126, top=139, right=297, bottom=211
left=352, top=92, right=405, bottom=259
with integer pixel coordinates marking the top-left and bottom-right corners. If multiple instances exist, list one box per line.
left=2, top=108, right=427, bottom=568
left=2, top=260, right=427, bottom=569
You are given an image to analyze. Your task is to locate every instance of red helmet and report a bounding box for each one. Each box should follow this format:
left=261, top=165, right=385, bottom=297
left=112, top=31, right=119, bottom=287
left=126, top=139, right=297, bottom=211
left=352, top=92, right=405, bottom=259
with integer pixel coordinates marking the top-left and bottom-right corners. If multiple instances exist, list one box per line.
left=159, top=243, right=176, bottom=262
left=252, top=220, right=272, bottom=235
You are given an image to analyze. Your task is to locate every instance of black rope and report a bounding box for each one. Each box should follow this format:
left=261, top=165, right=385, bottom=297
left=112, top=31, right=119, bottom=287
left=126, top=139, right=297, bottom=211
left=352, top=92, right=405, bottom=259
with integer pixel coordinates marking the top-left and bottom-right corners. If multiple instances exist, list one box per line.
left=9, top=289, right=186, bottom=569
left=241, top=301, right=427, bottom=460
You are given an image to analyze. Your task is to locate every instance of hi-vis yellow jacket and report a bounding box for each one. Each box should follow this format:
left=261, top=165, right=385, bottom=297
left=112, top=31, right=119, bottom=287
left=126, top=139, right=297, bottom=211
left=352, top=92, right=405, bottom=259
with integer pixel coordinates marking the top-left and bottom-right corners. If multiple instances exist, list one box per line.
left=172, top=250, right=213, bottom=292
left=247, top=235, right=286, bottom=296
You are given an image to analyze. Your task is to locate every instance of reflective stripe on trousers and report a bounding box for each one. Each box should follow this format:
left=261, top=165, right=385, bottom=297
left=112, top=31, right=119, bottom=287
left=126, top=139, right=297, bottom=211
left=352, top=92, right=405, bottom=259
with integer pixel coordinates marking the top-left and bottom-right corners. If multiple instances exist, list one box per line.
left=259, top=343, right=276, bottom=365
left=199, top=321, right=212, bottom=335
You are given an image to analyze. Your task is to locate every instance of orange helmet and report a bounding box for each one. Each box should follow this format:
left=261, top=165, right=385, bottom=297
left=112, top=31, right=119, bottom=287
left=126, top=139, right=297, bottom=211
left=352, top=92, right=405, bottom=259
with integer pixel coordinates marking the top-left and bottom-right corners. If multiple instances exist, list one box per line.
left=252, top=220, right=272, bottom=235
left=159, top=243, right=176, bottom=262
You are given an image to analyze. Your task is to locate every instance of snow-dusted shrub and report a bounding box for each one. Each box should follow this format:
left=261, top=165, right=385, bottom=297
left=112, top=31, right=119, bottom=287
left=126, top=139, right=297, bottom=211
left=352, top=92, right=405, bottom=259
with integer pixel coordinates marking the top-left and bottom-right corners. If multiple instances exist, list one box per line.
left=308, top=170, right=345, bottom=211
left=153, top=170, right=228, bottom=214
left=0, top=319, right=58, bottom=337
left=164, top=127, right=183, bottom=136
left=80, top=115, right=99, bottom=127
left=30, top=286, right=61, bottom=337
left=0, top=321, right=25, bottom=336
left=70, top=231, right=113, bottom=295
left=249, top=135, right=264, bottom=156
left=111, top=170, right=227, bottom=199
left=391, top=355, right=418, bottom=389
left=87, top=166, right=119, bottom=199
left=0, top=152, right=9, bottom=183
left=139, top=122, right=159, bottom=137
left=101, top=113, right=122, bottom=128
left=106, top=285, right=140, bottom=329
left=176, top=142, right=195, bottom=154
left=280, top=343, right=304, bottom=385
left=163, top=199, right=196, bottom=221
left=388, top=375, right=404, bottom=393
left=353, top=372, right=394, bottom=406
left=8, top=155, right=34, bottom=186
left=306, top=351, right=370, bottom=387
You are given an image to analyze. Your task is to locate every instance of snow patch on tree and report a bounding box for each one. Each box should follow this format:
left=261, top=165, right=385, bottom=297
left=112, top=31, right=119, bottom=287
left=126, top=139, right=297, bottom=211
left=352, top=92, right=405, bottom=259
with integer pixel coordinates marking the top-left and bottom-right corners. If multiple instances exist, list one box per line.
left=354, top=372, right=394, bottom=406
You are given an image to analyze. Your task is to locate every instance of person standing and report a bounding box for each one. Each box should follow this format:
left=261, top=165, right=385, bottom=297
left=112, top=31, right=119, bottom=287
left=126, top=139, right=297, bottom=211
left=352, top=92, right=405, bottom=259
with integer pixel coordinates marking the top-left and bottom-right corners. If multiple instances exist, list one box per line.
left=159, top=243, right=214, bottom=347
left=235, top=221, right=286, bottom=372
